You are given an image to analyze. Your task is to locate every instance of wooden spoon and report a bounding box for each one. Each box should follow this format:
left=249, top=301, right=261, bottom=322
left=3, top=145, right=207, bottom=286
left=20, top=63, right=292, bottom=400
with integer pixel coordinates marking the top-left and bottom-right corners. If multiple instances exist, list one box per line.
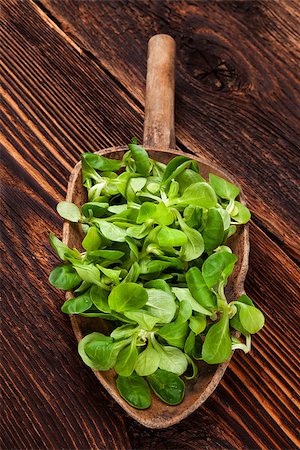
left=63, top=34, right=249, bottom=428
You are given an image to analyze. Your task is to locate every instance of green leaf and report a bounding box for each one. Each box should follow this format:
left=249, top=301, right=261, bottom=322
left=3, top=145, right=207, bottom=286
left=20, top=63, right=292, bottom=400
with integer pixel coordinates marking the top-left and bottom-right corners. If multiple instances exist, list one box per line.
left=97, top=265, right=121, bottom=285
left=74, top=281, right=91, bottom=293
left=128, top=143, right=151, bottom=176
left=124, top=310, right=158, bottom=330
left=155, top=202, right=174, bottom=226
left=157, top=346, right=188, bottom=375
left=147, top=369, right=185, bottom=405
left=176, top=300, right=192, bottom=324
left=172, top=288, right=212, bottom=315
left=136, top=202, right=157, bottom=224
left=145, top=289, right=176, bottom=323
left=135, top=346, right=160, bottom=376
left=82, top=226, right=102, bottom=251
left=236, top=303, right=265, bottom=334
left=157, top=322, right=189, bottom=349
left=176, top=169, right=204, bottom=194
left=78, top=332, right=119, bottom=371
left=122, top=261, right=140, bottom=283
left=61, top=292, right=92, bottom=314
left=116, top=373, right=151, bottom=409
left=186, top=267, right=216, bottom=310
left=216, top=207, right=231, bottom=231
left=81, top=156, right=102, bottom=188
left=237, top=294, right=254, bottom=306
left=49, top=264, right=81, bottom=290
left=82, top=202, right=108, bottom=218
left=184, top=355, right=198, bottom=380
left=127, top=223, right=151, bottom=239
left=107, top=204, right=127, bottom=214
left=176, top=182, right=217, bottom=208
left=144, top=279, right=172, bottom=294
left=139, top=258, right=172, bottom=274
left=189, top=315, right=206, bottom=335
left=157, top=226, right=188, bottom=247
left=162, top=156, right=191, bottom=185
left=90, top=285, right=110, bottom=312
left=114, top=340, right=138, bottom=377
left=180, top=226, right=204, bottom=262
left=126, top=177, right=147, bottom=201
left=231, top=201, right=251, bottom=224
left=202, top=309, right=232, bottom=364
left=88, top=249, right=125, bottom=261
left=184, top=330, right=196, bottom=356
left=202, top=251, right=237, bottom=288
left=73, top=263, right=102, bottom=286
left=108, top=283, right=148, bottom=312
left=183, top=205, right=202, bottom=229
left=97, top=221, right=127, bottom=242
left=209, top=173, right=240, bottom=200
left=202, top=208, right=224, bottom=252
left=49, top=233, right=81, bottom=261
left=56, top=201, right=81, bottom=222
left=230, top=313, right=248, bottom=336
left=110, top=324, right=139, bottom=340
left=82, top=153, right=122, bottom=172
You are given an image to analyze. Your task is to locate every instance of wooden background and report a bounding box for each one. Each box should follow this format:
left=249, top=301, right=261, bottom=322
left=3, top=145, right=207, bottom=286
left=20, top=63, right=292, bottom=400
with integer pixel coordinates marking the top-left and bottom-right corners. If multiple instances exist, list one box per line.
left=1, top=0, right=299, bottom=448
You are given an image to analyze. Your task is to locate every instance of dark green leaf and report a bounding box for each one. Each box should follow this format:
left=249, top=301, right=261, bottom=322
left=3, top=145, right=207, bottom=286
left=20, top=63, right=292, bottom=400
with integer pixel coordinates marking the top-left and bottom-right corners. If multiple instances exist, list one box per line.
left=82, top=202, right=108, bottom=218
left=49, top=264, right=81, bottom=290
left=61, top=292, right=92, bottom=314
left=116, top=373, right=151, bottom=409
left=147, top=369, right=185, bottom=405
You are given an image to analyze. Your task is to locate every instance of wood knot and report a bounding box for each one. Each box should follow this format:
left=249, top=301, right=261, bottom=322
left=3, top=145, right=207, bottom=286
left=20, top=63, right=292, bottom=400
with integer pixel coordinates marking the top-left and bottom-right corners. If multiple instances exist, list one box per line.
left=179, top=37, right=249, bottom=92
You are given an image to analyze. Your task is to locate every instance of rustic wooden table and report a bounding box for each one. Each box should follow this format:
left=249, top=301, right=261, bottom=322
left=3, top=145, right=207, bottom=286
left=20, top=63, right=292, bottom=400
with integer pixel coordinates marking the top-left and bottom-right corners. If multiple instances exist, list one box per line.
left=1, top=1, right=299, bottom=449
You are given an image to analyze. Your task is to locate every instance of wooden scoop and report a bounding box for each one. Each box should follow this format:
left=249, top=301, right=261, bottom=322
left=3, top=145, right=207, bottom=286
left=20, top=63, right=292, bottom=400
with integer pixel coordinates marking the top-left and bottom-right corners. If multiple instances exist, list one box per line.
left=63, top=34, right=249, bottom=428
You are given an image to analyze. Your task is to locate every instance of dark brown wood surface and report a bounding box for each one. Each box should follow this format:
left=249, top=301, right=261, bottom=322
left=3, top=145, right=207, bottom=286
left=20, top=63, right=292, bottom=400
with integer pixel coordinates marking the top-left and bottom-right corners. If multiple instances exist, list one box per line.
left=1, top=0, right=299, bottom=448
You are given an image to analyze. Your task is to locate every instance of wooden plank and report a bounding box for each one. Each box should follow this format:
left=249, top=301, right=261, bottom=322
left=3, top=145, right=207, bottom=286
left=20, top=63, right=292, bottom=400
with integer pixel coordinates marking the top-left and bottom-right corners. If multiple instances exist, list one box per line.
left=37, top=0, right=300, bottom=261
left=1, top=0, right=299, bottom=449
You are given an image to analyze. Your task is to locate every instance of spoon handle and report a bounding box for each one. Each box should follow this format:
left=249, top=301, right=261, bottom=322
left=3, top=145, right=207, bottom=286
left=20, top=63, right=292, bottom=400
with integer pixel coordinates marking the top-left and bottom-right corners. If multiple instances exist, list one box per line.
left=143, top=34, right=176, bottom=150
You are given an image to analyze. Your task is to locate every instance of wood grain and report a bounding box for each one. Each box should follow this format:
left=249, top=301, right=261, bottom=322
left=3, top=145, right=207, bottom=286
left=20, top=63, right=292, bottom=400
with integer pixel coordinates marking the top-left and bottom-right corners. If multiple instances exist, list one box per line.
left=1, top=0, right=299, bottom=448
left=35, top=0, right=300, bottom=262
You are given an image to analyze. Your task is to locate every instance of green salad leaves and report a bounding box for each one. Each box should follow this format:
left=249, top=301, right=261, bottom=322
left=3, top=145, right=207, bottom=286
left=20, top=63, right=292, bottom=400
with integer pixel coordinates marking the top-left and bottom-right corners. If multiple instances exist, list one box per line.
left=49, top=141, right=265, bottom=409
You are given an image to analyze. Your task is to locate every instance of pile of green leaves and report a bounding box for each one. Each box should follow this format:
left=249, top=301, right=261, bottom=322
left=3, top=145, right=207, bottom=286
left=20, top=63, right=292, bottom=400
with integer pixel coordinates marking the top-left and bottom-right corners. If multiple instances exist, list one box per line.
left=49, top=140, right=264, bottom=409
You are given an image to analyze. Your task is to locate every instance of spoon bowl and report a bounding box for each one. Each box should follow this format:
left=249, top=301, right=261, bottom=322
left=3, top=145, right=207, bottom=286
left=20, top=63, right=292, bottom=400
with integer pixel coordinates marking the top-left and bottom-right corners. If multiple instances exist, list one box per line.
left=62, top=35, right=249, bottom=428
